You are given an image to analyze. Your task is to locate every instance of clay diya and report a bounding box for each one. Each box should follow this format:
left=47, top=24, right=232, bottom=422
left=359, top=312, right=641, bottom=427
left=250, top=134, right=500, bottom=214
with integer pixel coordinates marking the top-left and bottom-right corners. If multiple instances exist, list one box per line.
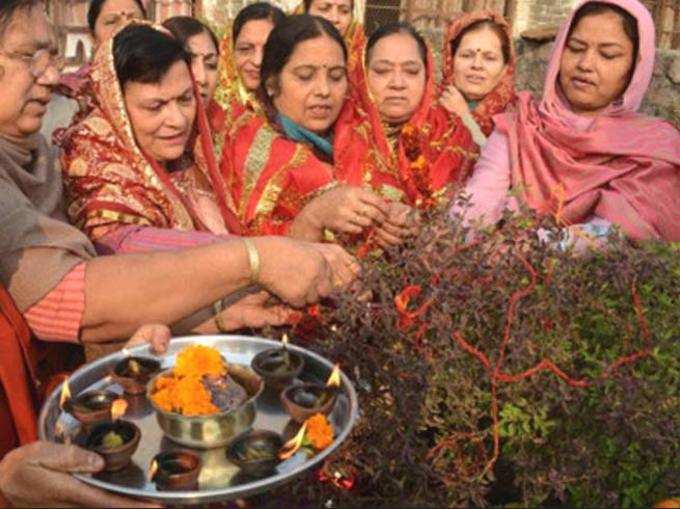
left=226, top=430, right=283, bottom=478
left=280, top=364, right=341, bottom=423
left=251, top=335, right=304, bottom=391
left=84, top=420, right=141, bottom=471
left=60, top=380, right=121, bottom=426
left=112, top=355, right=161, bottom=395
left=150, top=451, right=201, bottom=491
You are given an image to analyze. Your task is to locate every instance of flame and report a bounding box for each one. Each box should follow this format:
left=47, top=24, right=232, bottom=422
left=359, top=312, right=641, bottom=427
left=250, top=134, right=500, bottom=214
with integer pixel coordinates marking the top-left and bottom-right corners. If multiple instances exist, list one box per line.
left=325, top=364, right=341, bottom=388
left=279, top=422, right=307, bottom=460
left=59, top=380, right=71, bottom=410
left=55, top=420, right=71, bottom=445
left=111, top=398, right=128, bottom=420
left=148, top=459, right=159, bottom=480
left=282, top=334, right=289, bottom=347
left=121, top=348, right=131, bottom=357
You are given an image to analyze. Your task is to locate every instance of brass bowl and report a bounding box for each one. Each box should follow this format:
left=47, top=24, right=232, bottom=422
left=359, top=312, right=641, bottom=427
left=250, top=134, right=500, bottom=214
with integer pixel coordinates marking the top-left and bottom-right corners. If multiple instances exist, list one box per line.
left=84, top=420, right=140, bottom=471
left=147, top=364, right=263, bottom=449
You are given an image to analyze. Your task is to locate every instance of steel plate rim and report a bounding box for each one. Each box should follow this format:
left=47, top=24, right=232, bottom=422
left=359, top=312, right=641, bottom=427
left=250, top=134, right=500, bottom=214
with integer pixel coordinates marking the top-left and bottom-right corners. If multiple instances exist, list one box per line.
left=38, top=335, right=359, bottom=503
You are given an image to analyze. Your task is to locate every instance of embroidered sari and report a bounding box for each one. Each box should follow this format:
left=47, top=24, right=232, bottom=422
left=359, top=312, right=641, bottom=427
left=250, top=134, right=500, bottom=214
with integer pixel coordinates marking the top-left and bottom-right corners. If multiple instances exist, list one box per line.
left=334, top=47, right=478, bottom=209
left=59, top=26, right=241, bottom=241
left=215, top=28, right=263, bottom=128
left=440, top=11, right=516, bottom=137
left=219, top=106, right=337, bottom=236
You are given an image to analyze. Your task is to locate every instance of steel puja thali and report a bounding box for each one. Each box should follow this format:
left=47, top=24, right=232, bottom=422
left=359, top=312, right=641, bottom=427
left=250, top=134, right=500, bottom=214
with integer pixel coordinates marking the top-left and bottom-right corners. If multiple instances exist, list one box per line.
left=38, top=335, right=359, bottom=505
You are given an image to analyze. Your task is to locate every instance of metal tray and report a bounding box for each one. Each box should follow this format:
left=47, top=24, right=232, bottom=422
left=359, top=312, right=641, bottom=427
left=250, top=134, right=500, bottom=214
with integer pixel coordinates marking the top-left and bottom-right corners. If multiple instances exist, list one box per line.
left=38, top=335, right=358, bottom=505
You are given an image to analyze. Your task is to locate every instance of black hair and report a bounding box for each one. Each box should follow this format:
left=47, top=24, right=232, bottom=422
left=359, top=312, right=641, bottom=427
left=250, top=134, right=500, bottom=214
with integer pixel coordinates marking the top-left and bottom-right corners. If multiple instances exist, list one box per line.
left=163, top=16, right=219, bottom=55
left=259, top=14, right=347, bottom=106
left=88, top=0, right=147, bottom=33
left=232, top=2, right=286, bottom=44
left=303, top=0, right=354, bottom=12
left=568, top=1, right=639, bottom=67
left=0, top=0, right=40, bottom=38
left=366, top=22, right=427, bottom=66
left=113, top=24, right=190, bottom=87
left=449, top=19, right=512, bottom=64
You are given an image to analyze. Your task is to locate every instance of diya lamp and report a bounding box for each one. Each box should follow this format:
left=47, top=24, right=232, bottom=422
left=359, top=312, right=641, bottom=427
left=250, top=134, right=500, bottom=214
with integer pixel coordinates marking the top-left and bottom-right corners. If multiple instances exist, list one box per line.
left=251, top=334, right=305, bottom=391
left=149, top=451, right=201, bottom=491
left=82, top=400, right=141, bottom=472
left=278, top=422, right=307, bottom=461
left=59, top=379, right=122, bottom=426
left=281, top=364, right=341, bottom=423
left=112, top=349, right=161, bottom=395
left=226, top=430, right=284, bottom=478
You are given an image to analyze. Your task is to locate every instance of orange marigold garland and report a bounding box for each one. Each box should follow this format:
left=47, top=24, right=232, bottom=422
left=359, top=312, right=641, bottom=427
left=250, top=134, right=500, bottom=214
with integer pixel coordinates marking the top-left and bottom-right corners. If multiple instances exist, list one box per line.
left=305, top=413, right=334, bottom=450
left=150, top=345, right=225, bottom=416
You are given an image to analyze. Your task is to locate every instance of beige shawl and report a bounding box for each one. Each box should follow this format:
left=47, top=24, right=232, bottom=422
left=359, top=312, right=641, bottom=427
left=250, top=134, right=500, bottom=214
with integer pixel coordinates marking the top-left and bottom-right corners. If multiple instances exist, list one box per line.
left=0, top=133, right=95, bottom=311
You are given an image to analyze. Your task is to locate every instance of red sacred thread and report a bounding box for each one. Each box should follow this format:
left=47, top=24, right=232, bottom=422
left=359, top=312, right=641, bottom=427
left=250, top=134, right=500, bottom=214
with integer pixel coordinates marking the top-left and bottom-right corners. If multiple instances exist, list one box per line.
left=445, top=255, right=653, bottom=479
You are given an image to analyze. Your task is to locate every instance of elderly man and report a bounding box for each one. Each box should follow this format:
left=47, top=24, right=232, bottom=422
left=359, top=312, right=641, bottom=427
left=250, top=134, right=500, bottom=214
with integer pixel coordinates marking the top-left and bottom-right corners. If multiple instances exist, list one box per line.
left=0, top=0, right=357, bottom=505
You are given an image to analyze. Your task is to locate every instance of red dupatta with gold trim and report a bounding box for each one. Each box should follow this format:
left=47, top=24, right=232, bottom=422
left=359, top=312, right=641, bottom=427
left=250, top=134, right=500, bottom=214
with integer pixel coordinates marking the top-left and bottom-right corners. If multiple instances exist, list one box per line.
left=440, top=11, right=516, bottom=137
left=59, top=24, right=241, bottom=240
left=334, top=46, right=478, bottom=209
left=219, top=109, right=336, bottom=236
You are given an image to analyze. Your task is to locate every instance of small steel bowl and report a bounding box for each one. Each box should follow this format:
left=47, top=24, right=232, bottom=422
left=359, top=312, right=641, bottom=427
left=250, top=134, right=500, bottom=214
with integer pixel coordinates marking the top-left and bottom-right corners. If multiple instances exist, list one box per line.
left=226, top=429, right=283, bottom=478
left=251, top=348, right=305, bottom=392
left=151, top=450, right=201, bottom=491
left=147, top=364, right=264, bottom=449
left=280, top=383, right=338, bottom=423
left=84, top=420, right=140, bottom=471
left=111, top=356, right=161, bottom=395
left=66, top=390, right=119, bottom=425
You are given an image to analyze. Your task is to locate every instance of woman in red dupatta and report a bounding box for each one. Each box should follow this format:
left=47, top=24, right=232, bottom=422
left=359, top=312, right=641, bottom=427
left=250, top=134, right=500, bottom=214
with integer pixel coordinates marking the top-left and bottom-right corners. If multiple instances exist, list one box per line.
left=451, top=0, right=680, bottom=242
left=220, top=15, right=394, bottom=241
left=439, top=11, right=516, bottom=145
left=59, top=23, right=240, bottom=243
left=334, top=22, right=478, bottom=210
left=295, top=0, right=367, bottom=96
left=215, top=3, right=286, bottom=129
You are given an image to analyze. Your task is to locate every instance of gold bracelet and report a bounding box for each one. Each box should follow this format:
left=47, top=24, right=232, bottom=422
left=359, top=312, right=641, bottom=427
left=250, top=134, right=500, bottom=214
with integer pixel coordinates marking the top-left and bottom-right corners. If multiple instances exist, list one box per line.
left=213, top=299, right=229, bottom=333
left=243, top=237, right=261, bottom=284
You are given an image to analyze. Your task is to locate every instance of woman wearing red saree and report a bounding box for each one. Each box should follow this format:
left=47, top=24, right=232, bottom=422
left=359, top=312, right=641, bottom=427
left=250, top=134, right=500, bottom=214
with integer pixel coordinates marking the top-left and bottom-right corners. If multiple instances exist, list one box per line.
left=59, top=23, right=240, bottom=244
left=439, top=11, right=516, bottom=146
left=215, top=3, right=286, bottom=126
left=296, top=0, right=366, bottom=95
left=334, top=22, right=478, bottom=211
left=220, top=15, right=401, bottom=243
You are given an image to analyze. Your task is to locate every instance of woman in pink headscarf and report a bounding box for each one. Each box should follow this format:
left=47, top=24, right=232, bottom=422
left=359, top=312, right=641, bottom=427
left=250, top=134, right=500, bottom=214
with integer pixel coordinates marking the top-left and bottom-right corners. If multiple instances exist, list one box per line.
left=451, top=0, right=680, bottom=242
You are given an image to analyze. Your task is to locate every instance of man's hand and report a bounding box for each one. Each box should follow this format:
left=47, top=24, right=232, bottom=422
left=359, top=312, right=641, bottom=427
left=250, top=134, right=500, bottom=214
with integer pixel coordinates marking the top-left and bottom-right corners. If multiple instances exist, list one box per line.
left=254, top=237, right=358, bottom=307
left=124, top=323, right=171, bottom=353
left=0, top=442, right=160, bottom=508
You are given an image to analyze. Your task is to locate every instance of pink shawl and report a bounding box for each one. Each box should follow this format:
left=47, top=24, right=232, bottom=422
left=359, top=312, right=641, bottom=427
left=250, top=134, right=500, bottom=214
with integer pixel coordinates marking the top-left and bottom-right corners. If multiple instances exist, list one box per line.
left=494, top=0, right=680, bottom=241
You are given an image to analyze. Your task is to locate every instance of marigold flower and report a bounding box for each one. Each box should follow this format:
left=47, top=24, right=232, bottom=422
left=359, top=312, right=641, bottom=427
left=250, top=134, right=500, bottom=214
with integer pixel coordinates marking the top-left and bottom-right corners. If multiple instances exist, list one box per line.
left=174, top=344, right=226, bottom=378
left=305, top=413, right=334, bottom=450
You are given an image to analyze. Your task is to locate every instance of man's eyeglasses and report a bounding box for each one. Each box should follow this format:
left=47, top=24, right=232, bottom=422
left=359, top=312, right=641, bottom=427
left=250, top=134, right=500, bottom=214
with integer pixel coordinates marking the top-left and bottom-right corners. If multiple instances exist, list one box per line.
left=0, top=48, right=65, bottom=78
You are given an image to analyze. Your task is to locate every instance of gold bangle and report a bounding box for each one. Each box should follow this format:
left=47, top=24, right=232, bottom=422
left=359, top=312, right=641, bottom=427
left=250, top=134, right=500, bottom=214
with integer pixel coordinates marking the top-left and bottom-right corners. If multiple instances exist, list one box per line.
left=243, top=237, right=261, bottom=284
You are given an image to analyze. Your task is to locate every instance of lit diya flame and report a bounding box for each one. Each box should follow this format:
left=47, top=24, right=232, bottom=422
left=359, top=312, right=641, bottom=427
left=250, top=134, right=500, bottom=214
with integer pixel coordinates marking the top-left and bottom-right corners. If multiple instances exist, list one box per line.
left=111, top=398, right=128, bottom=420
left=325, top=364, right=341, bottom=388
left=54, top=420, right=71, bottom=445
left=121, top=347, right=131, bottom=358
left=148, top=459, right=159, bottom=480
left=278, top=422, right=307, bottom=460
left=281, top=334, right=289, bottom=348
left=59, top=380, right=71, bottom=410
